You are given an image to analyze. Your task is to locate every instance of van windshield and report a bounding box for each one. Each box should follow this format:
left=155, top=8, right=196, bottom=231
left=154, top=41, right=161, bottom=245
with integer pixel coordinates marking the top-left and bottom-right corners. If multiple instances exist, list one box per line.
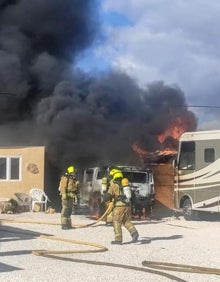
left=97, top=169, right=106, bottom=179
left=84, top=170, right=93, bottom=182
left=122, top=172, right=147, bottom=183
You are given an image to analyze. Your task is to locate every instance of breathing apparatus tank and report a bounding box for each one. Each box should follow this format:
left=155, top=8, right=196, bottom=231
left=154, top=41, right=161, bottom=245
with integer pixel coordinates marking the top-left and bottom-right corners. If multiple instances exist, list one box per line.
left=101, top=177, right=108, bottom=195
left=121, top=178, right=131, bottom=202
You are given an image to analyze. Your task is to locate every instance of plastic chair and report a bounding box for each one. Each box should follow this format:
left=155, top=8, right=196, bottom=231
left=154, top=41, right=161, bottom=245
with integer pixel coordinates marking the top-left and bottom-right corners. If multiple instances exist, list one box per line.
left=29, top=188, right=48, bottom=212
left=15, top=193, right=32, bottom=212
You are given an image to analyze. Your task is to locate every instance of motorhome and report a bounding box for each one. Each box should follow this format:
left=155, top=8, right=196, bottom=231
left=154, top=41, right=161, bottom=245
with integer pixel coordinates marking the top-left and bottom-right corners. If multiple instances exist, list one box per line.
left=174, top=130, right=220, bottom=220
left=80, top=165, right=155, bottom=218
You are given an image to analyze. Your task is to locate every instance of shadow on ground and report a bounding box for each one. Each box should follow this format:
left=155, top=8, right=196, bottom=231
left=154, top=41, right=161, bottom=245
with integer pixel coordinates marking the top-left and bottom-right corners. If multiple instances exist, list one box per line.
left=0, top=262, right=23, bottom=272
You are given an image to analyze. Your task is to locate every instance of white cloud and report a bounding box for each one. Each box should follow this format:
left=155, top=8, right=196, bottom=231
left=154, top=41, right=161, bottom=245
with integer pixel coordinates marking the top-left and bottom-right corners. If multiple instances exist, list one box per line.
left=98, top=1, right=220, bottom=127
left=198, top=119, right=220, bottom=131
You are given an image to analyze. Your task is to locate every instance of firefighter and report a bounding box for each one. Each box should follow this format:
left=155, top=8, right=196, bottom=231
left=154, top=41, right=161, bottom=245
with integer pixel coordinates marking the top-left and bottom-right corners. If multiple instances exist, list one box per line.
left=58, top=165, right=79, bottom=230
left=103, top=169, right=139, bottom=244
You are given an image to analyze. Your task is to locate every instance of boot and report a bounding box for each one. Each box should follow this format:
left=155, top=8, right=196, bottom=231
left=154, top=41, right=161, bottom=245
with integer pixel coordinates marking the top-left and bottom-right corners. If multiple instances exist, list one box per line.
left=131, top=232, right=139, bottom=243
left=61, top=225, right=69, bottom=230
left=111, top=240, right=122, bottom=245
left=67, top=219, right=73, bottom=229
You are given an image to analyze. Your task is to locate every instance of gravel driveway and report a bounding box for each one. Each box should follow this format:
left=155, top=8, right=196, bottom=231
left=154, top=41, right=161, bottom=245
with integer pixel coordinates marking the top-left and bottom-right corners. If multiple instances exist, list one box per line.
left=0, top=212, right=220, bottom=282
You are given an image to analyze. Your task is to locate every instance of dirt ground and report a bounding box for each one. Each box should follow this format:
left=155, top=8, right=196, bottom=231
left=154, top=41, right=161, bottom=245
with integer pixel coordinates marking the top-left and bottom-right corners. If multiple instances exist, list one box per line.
left=0, top=211, right=220, bottom=282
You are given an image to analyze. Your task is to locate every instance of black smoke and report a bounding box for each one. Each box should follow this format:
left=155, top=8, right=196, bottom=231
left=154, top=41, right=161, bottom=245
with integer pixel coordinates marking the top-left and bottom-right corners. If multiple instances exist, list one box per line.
left=0, top=0, right=197, bottom=173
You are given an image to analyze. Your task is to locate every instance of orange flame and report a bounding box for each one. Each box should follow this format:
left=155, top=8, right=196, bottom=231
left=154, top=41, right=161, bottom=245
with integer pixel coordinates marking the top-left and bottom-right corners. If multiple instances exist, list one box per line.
left=133, top=116, right=193, bottom=159
left=132, top=144, right=147, bottom=157
left=157, top=117, right=187, bottom=144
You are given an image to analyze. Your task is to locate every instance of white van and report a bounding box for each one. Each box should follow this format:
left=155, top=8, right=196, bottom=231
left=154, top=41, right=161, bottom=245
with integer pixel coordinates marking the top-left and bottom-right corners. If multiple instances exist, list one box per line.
left=80, top=165, right=155, bottom=217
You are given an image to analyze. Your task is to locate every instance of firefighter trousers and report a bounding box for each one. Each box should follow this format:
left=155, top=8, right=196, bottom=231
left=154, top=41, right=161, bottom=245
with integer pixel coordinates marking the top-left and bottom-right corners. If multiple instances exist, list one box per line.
left=112, top=205, right=138, bottom=242
left=61, top=197, right=74, bottom=227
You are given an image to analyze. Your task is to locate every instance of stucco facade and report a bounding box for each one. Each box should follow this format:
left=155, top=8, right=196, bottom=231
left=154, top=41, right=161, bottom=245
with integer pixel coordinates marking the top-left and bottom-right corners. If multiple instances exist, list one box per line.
left=0, top=146, right=45, bottom=199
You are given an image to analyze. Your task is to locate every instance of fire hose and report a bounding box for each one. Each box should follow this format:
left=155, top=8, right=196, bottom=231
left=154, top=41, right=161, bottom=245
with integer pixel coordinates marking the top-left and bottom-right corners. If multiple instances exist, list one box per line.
left=32, top=234, right=108, bottom=256
left=0, top=226, right=187, bottom=282
left=79, top=200, right=114, bottom=227
left=0, top=201, right=114, bottom=228
left=142, top=261, right=220, bottom=275
left=1, top=225, right=220, bottom=282
left=1, top=205, right=220, bottom=281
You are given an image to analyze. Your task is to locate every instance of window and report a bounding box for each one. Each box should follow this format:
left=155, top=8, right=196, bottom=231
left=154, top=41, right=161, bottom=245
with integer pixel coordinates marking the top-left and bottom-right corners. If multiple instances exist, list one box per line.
left=178, top=141, right=195, bottom=170
left=122, top=172, right=147, bottom=183
left=204, top=148, right=215, bottom=163
left=97, top=169, right=106, bottom=179
left=0, top=158, right=6, bottom=179
left=84, top=169, right=93, bottom=182
left=0, top=156, right=21, bottom=181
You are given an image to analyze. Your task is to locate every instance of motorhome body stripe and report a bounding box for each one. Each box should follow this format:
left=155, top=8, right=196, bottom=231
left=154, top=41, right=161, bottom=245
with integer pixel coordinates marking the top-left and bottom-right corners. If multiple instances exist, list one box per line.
left=175, top=172, right=208, bottom=183
left=196, top=200, right=219, bottom=208
left=203, top=169, right=220, bottom=178
left=192, top=196, right=220, bottom=209
left=176, top=170, right=220, bottom=183
left=176, top=158, right=220, bottom=180
left=174, top=182, right=220, bottom=191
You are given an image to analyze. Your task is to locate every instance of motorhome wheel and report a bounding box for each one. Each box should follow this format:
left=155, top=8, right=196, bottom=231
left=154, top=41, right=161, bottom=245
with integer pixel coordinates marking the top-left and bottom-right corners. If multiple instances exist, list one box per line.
left=183, top=198, right=193, bottom=221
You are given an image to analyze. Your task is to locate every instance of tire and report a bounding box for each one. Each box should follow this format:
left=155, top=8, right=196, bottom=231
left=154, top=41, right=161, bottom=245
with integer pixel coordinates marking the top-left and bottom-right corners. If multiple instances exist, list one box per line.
left=183, top=198, right=194, bottom=220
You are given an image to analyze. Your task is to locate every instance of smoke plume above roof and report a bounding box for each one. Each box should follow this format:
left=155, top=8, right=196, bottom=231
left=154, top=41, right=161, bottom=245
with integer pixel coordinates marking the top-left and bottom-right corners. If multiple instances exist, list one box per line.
left=0, top=0, right=197, bottom=170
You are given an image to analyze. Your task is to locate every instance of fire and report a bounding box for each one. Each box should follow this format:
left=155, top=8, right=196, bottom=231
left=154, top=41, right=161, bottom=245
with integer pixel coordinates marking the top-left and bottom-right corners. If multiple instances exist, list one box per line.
left=133, top=144, right=177, bottom=159
left=132, top=144, right=147, bottom=157
left=133, top=116, right=193, bottom=160
left=157, top=117, right=187, bottom=144
left=155, top=148, right=177, bottom=156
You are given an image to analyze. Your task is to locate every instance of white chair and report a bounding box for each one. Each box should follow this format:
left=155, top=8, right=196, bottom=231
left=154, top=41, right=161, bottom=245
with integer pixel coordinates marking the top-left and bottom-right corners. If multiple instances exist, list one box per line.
left=29, top=188, right=48, bottom=212
left=15, top=193, right=32, bottom=212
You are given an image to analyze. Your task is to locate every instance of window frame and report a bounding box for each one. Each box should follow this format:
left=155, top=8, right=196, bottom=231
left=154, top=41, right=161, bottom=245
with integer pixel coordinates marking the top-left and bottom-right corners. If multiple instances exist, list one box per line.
left=0, top=156, right=22, bottom=181
left=178, top=141, right=196, bottom=170
left=204, top=148, right=215, bottom=163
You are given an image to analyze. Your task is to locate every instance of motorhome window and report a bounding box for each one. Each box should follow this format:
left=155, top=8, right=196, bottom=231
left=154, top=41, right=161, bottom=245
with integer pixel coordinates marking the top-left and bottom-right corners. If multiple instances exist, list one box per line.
left=0, top=157, right=21, bottom=180
left=204, top=148, right=215, bottom=163
left=178, top=141, right=195, bottom=170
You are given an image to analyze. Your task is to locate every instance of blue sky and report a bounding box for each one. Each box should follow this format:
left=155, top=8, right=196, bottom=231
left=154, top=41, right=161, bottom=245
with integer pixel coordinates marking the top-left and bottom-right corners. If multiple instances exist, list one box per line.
left=76, top=0, right=220, bottom=130
left=76, top=7, right=132, bottom=72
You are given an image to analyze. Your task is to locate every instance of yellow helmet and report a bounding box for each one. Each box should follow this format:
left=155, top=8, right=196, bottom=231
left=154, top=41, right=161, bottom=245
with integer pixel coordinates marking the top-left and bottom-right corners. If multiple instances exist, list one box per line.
left=121, top=178, right=129, bottom=186
left=67, top=166, right=75, bottom=173
left=109, top=168, right=121, bottom=177
left=113, top=171, right=123, bottom=180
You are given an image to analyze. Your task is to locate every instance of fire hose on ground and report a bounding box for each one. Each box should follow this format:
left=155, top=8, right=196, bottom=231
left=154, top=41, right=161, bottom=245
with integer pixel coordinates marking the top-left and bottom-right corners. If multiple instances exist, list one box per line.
left=1, top=204, right=220, bottom=282
left=79, top=200, right=114, bottom=227
left=0, top=201, right=114, bottom=228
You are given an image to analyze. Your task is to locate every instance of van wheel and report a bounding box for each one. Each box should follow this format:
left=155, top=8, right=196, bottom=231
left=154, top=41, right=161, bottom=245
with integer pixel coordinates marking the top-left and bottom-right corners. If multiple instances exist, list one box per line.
left=183, top=199, right=193, bottom=220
